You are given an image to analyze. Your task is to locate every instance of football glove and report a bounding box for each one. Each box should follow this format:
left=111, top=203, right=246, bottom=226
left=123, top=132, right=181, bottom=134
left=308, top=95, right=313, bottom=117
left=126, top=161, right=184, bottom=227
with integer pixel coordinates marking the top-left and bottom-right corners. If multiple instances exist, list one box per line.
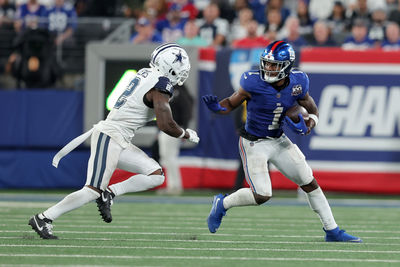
left=185, top=128, right=200, bottom=144
left=284, top=114, right=308, bottom=135
left=202, top=95, right=227, bottom=113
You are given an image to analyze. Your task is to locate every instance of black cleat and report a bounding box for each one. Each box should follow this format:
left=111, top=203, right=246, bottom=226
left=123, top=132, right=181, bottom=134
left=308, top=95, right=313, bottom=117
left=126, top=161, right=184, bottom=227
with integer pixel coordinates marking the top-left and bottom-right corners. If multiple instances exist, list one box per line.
left=28, top=214, right=58, bottom=239
left=96, top=190, right=113, bottom=223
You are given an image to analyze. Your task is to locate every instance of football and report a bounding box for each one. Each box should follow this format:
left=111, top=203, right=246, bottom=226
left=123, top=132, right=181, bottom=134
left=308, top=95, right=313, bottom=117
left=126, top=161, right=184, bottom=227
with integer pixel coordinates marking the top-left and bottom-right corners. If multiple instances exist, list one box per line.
left=285, top=105, right=309, bottom=123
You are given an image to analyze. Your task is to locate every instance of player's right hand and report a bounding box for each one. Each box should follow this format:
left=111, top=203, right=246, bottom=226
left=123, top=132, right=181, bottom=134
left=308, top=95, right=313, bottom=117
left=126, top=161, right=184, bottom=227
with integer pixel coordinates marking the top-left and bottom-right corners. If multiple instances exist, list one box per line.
left=202, top=95, right=227, bottom=113
left=284, top=114, right=309, bottom=135
left=186, top=129, right=200, bottom=144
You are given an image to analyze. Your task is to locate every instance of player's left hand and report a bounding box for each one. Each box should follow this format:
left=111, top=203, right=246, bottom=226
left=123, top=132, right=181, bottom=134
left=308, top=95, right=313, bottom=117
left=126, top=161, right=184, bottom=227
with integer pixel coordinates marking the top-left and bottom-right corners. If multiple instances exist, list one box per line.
left=202, top=95, right=227, bottom=113
left=185, top=128, right=200, bottom=144
left=284, top=114, right=309, bottom=135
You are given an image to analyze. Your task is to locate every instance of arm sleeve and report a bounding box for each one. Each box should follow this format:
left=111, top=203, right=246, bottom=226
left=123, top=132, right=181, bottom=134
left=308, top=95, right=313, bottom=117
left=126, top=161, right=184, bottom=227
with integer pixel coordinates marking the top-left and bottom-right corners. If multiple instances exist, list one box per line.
left=154, top=76, right=174, bottom=97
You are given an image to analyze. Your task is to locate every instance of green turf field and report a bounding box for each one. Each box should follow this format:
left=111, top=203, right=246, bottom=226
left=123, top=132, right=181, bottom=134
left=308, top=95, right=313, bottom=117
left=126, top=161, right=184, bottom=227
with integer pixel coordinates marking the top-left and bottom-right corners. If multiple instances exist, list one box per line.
left=1, top=192, right=400, bottom=266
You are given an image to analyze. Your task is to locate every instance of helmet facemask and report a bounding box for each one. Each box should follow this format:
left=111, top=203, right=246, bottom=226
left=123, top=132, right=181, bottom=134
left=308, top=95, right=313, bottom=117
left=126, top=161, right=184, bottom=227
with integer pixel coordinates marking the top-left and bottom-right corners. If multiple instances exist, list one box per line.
left=260, top=57, right=291, bottom=83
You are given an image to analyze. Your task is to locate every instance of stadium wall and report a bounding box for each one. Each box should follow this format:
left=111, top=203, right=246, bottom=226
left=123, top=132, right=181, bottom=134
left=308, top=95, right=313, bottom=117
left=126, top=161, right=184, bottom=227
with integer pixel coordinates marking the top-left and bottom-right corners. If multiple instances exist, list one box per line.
left=1, top=47, right=399, bottom=194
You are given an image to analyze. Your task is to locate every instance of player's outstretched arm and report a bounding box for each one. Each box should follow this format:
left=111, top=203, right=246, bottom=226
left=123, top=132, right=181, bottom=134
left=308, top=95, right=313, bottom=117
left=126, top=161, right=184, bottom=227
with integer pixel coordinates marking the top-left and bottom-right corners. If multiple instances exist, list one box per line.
left=202, top=87, right=251, bottom=115
left=151, top=89, right=199, bottom=143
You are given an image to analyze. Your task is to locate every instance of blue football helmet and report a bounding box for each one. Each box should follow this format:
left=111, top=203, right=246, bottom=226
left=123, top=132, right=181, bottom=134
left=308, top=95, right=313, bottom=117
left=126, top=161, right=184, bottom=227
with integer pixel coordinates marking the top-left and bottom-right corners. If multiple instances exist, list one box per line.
left=260, top=41, right=295, bottom=83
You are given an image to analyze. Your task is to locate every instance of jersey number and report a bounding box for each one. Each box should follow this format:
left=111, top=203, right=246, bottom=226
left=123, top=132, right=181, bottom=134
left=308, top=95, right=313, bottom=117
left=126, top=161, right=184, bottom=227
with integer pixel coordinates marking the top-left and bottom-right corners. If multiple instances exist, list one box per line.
left=114, top=77, right=140, bottom=109
left=268, top=106, right=284, bottom=130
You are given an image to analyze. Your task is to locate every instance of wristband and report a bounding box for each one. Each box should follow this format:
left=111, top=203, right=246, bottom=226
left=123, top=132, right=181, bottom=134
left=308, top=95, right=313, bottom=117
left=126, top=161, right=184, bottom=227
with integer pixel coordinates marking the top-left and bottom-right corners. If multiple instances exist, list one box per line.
left=177, top=128, right=185, bottom=139
left=309, top=114, right=319, bottom=126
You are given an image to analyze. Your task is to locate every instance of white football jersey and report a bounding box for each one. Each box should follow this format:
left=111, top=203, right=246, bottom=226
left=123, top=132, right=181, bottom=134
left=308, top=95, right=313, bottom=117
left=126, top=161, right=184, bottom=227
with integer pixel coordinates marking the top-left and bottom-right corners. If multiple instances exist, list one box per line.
left=94, top=68, right=171, bottom=148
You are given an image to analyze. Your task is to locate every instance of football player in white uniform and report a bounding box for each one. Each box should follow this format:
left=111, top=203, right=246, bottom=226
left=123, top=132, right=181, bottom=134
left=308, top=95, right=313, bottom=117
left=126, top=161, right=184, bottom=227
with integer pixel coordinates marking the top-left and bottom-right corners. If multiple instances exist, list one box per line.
left=28, top=43, right=199, bottom=239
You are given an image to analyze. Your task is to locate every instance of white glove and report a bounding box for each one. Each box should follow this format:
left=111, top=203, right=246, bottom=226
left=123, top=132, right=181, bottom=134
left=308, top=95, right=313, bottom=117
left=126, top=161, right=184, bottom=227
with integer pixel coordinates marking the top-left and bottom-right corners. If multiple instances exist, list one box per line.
left=185, top=128, right=200, bottom=144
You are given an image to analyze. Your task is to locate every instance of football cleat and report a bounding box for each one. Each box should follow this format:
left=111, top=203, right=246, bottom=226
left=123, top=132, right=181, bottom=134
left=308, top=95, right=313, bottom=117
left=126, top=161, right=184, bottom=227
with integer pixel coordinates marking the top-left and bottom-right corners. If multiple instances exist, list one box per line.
left=207, top=194, right=227, bottom=233
left=28, top=214, right=58, bottom=239
left=324, top=226, right=362, bottom=243
left=96, top=190, right=113, bottom=223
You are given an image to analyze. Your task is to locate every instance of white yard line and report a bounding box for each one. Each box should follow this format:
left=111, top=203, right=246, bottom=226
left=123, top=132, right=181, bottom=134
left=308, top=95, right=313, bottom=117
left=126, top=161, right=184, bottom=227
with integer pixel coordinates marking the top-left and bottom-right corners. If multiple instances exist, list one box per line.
left=1, top=244, right=400, bottom=254
left=1, top=230, right=400, bottom=240
left=0, top=236, right=399, bottom=246
left=0, top=254, right=399, bottom=263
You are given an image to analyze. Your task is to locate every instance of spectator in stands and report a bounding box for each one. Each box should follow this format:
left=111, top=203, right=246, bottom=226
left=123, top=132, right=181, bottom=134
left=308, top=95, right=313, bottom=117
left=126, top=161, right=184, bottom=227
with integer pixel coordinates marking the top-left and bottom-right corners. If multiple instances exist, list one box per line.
left=327, top=1, right=348, bottom=36
left=309, top=0, right=334, bottom=20
left=347, top=0, right=371, bottom=30
left=382, top=22, right=400, bottom=50
left=46, top=0, right=77, bottom=46
left=6, top=27, right=60, bottom=88
left=368, top=8, right=388, bottom=47
left=130, top=16, right=162, bottom=44
left=232, top=19, right=269, bottom=48
left=177, top=20, right=208, bottom=46
left=144, top=0, right=168, bottom=24
left=267, top=0, right=290, bottom=24
left=229, top=8, right=264, bottom=43
left=156, top=3, right=187, bottom=43
left=197, top=3, right=229, bottom=46
left=14, top=0, right=46, bottom=33
left=388, top=0, right=400, bottom=25
left=172, top=0, right=198, bottom=20
left=342, top=18, right=374, bottom=49
left=0, top=0, right=15, bottom=29
left=296, top=0, right=315, bottom=35
left=309, top=20, right=337, bottom=47
left=282, top=16, right=308, bottom=50
left=248, top=0, right=267, bottom=24
left=264, top=8, right=284, bottom=41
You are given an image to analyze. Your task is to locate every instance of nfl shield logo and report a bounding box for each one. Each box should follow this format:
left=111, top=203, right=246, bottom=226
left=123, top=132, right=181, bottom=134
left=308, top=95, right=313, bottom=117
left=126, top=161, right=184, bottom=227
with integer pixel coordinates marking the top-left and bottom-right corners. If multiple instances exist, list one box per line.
left=291, top=85, right=302, bottom=96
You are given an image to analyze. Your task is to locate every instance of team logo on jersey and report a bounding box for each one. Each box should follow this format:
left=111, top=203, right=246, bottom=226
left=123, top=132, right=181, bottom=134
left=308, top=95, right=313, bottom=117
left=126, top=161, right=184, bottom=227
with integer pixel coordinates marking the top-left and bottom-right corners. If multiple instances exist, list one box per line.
left=291, top=84, right=302, bottom=96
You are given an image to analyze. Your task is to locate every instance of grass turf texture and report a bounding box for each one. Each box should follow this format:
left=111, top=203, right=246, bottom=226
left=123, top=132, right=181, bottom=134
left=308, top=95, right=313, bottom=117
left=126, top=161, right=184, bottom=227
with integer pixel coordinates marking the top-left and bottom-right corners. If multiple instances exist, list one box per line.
left=0, top=193, right=400, bottom=266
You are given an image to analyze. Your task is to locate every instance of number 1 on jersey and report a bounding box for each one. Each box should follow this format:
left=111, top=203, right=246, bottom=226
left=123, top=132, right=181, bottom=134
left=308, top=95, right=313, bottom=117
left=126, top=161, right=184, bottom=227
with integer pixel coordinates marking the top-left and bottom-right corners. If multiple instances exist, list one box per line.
left=268, top=106, right=284, bottom=130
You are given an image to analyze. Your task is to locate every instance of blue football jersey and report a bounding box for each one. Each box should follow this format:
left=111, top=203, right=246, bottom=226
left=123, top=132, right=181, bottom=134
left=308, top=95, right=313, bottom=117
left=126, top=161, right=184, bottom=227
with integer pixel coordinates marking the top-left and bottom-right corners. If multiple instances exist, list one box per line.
left=239, top=70, right=309, bottom=138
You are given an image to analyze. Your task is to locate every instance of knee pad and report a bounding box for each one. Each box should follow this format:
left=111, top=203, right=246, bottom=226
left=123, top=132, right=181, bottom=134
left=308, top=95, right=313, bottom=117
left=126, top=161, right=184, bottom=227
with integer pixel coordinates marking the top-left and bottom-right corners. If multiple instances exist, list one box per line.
left=253, top=193, right=271, bottom=205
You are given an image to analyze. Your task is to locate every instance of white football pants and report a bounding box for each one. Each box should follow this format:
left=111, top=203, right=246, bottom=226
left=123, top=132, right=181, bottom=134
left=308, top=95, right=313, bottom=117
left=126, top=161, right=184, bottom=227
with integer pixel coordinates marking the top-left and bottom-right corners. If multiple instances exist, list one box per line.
left=239, top=135, right=314, bottom=196
left=86, top=129, right=161, bottom=190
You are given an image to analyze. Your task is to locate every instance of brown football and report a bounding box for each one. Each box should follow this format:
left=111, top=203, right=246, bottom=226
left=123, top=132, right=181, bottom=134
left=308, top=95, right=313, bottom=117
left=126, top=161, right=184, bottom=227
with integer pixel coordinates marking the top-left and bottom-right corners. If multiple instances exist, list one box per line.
left=285, top=105, right=309, bottom=123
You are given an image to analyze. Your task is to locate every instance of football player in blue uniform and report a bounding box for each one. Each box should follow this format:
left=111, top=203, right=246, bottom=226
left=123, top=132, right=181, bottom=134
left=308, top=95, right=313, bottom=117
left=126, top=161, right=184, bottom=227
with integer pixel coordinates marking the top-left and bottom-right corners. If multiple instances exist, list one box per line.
left=202, top=40, right=362, bottom=242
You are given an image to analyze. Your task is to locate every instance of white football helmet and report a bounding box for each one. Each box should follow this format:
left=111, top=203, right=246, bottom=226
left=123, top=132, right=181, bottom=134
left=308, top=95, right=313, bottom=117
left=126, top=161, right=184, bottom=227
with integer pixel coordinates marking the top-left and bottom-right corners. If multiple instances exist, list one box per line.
left=150, top=43, right=190, bottom=86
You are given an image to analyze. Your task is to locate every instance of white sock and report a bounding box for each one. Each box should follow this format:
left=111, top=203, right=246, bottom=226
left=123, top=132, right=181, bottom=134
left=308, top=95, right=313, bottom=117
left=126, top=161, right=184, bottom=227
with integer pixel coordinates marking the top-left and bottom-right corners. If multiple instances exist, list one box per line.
left=305, top=187, right=338, bottom=230
left=109, top=174, right=165, bottom=196
left=223, top=188, right=257, bottom=210
left=42, top=187, right=100, bottom=221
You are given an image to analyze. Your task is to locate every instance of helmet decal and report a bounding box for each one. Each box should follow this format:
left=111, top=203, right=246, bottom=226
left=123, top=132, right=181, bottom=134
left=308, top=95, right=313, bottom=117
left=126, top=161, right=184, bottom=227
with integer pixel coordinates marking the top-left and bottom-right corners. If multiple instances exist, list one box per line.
left=150, top=43, right=191, bottom=86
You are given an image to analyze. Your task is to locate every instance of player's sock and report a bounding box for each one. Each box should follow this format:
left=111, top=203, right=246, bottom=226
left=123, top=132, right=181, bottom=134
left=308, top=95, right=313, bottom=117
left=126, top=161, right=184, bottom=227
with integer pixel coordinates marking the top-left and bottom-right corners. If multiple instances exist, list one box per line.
left=223, top=188, right=257, bottom=210
left=305, top=187, right=337, bottom=230
left=42, top=187, right=100, bottom=221
left=109, top=174, right=165, bottom=196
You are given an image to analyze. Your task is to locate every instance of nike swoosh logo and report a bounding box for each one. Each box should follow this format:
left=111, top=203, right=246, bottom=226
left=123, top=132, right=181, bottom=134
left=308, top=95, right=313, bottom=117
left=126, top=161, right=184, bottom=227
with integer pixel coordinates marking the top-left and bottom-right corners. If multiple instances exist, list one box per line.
left=213, top=198, right=220, bottom=213
left=102, top=194, right=108, bottom=202
left=34, top=216, right=43, bottom=231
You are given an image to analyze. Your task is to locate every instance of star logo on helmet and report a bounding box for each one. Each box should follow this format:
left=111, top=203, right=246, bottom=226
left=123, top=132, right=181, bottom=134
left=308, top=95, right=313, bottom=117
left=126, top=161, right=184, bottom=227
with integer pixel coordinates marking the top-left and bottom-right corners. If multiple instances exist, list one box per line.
left=172, top=50, right=186, bottom=65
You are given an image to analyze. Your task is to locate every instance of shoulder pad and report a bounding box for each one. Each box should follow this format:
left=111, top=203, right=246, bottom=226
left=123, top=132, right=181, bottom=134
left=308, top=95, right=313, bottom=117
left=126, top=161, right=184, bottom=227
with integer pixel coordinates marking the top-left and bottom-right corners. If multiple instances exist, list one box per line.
left=154, top=76, right=174, bottom=97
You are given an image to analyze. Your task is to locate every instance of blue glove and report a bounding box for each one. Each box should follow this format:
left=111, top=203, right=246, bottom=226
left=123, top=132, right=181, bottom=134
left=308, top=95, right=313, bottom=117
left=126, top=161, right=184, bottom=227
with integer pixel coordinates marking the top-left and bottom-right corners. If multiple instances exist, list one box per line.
left=284, top=114, right=308, bottom=135
left=202, top=95, right=227, bottom=113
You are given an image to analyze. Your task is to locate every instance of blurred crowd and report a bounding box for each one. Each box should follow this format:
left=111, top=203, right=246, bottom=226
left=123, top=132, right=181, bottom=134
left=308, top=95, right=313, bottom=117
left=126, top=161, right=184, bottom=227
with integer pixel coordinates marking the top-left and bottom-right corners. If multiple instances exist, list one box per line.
left=1, top=0, right=400, bottom=88
left=124, top=0, right=400, bottom=50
